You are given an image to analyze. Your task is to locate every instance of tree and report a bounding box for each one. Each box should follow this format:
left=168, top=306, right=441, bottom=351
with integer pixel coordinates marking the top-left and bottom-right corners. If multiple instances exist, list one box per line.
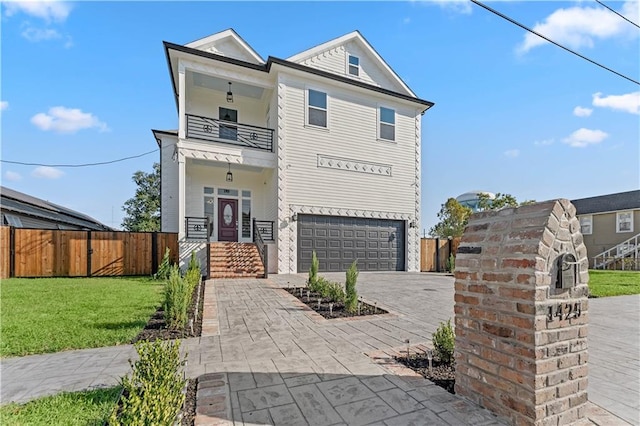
left=121, top=163, right=160, bottom=231
left=429, top=198, right=472, bottom=238
left=477, top=192, right=518, bottom=211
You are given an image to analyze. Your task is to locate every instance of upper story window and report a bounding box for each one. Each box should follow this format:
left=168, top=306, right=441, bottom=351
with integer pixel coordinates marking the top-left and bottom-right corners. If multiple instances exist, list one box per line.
left=379, top=107, right=395, bottom=141
left=617, top=211, right=633, bottom=233
left=307, top=89, right=327, bottom=128
left=348, top=55, right=360, bottom=76
left=579, top=215, right=592, bottom=235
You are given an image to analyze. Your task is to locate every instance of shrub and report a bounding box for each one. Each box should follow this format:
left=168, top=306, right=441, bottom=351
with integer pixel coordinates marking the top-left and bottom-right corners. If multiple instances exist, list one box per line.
left=109, top=340, right=186, bottom=425
left=446, top=253, right=455, bottom=273
left=184, top=251, right=201, bottom=292
left=314, top=276, right=330, bottom=298
left=433, top=319, right=455, bottom=365
left=345, top=260, right=359, bottom=313
left=154, top=248, right=172, bottom=280
left=326, top=281, right=346, bottom=303
left=308, top=251, right=319, bottom=289
left=164, top=266, right=191, bottom=329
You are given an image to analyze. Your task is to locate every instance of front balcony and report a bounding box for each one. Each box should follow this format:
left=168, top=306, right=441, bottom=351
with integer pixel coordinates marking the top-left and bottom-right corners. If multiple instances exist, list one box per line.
left=186, top=114, right=274, bottom=152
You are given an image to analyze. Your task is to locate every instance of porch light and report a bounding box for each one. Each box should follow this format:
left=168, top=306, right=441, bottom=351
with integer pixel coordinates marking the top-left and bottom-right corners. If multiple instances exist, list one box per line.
left=226, top=82, right=233, bottom=103
left=226, top=162, right=233, bottom=182
left=291, top=212, right=298, bottom=222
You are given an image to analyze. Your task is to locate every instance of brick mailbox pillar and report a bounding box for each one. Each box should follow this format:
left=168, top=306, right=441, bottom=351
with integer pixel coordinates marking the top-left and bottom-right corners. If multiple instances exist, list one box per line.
left=454, top=200, right=589, bottom=425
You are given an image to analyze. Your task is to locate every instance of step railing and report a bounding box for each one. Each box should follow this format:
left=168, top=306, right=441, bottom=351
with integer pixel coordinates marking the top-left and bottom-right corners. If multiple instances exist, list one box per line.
left=593, top=233, right=639, bottom=270
left=253, top=219, right=268, bottom=278
left=254, top=220, right=274, bottom=241
left=185, top=217, right=209, bottom=241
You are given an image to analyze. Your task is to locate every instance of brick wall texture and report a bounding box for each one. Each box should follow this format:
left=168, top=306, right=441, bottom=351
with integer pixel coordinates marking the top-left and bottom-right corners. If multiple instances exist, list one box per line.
left=454, top=199, right=589, bottom=426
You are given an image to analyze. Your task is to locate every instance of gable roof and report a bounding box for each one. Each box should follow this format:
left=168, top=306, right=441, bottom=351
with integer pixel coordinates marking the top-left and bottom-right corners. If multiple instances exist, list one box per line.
left=185, top=28, right=265, bottom=64
left=571, top=190, right=640, bottom=215
left=286, top=30, right=415, bottom=97
left=0, top=186, right=112, bottom=231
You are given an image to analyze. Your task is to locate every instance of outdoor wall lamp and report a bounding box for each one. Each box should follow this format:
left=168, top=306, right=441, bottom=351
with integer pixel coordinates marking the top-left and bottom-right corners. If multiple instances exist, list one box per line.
left=226, top=162, right=233, bottom=182
left=291, top=212, right=298, bottom=222
left=409, top=220, right=416, bottom=228
left=226, top=82, right=234, bottom=103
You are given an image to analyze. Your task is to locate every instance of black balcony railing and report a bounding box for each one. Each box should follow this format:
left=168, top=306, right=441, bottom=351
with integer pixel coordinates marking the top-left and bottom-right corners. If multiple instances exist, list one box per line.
left=253, top=219, right=268, bottom=278
left=254, top=220, right=274, bottom=241
left=185, top=216, right=209, bottom=240
left=186, top=114, right=274, bottom=152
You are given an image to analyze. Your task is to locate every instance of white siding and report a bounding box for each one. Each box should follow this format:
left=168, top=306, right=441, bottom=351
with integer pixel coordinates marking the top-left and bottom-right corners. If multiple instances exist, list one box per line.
left=298, top=42, right=405, bottom=93
left=282, top=78, right=417, bottom=214
left=159, top=134, right=179, bottom=233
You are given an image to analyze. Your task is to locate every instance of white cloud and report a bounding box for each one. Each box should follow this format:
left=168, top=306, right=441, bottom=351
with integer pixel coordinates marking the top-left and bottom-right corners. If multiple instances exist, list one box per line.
left=21, top=26, right=61, bottom=42
left=424, top=0, right=472, bottom=15
left=504, top=149, right=520, bottom=158
left=4, top=171, right=22, bottom=181
left=573, top=106, right=593, bottom=117
left=563, top=128, right=608, bottom=148
left=32, top=166, right=64, bottom=179
left=3, top=1, right=72, bottom=22
left=0, top=101, right=8, bottom=111
left=592, top=91, right=640, bottom=115
left=517, top=1, right=638, bottom=53
left=31, top=106, right=109, bottom=134
left=534, top=138, right=555, bottom=146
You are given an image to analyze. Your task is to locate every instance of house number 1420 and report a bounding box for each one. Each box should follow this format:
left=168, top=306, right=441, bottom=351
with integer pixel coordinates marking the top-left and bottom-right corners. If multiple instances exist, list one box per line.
left=547, top=302, right=582, bottom=322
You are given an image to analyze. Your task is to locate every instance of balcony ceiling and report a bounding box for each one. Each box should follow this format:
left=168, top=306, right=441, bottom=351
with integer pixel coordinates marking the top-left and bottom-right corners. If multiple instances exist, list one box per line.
left=189, top=158, right=265, bottom=173
left=192, top=72, right=264, bottom=100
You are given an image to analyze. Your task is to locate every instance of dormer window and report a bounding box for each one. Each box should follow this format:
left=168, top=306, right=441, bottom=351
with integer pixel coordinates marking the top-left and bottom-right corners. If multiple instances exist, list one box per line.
left=348, top=55, right=360, bottom=76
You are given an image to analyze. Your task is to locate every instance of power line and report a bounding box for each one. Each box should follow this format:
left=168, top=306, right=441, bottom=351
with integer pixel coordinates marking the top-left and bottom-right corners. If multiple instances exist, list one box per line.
left=470, top=0, right=640, bottom=86
left=1, top=149, right=158, bottom=168
left=595, top=0, right=640, bottom=30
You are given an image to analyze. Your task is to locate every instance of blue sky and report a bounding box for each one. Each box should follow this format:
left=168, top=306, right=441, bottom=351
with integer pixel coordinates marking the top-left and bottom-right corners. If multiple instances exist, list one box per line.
left=1, top=1, right=638, bottom=232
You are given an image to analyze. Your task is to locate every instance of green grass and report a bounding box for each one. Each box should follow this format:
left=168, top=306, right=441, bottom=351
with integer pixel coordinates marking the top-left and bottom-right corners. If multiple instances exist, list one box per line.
left=588, top=270, right=640, bottom=298
left=0, top=386, right=121, bottom=426
left=1, top=277, right=164, bottom=358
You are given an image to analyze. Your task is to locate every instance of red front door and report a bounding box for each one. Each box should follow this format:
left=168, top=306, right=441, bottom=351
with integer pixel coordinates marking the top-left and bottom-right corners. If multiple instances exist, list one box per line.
left=218, top=198, right=238, bottom=242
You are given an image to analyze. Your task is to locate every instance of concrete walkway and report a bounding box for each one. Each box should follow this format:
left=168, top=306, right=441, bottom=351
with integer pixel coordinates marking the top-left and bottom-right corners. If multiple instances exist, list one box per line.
left=1, top=273, right=638, bottom=426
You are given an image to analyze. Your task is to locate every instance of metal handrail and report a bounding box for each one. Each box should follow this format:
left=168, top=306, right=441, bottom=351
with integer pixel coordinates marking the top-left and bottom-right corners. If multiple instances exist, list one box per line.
left=253, top=219, right=268, bottom=278
left=254, top=220, right=274, bottom=241
left=185, top=216, right=209, bottom=241
left=186, top=114, right=274, bottom=152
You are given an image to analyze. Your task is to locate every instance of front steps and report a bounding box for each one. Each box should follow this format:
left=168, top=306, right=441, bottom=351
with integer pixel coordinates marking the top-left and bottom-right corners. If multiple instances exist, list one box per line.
left=208, top=242, right=265, bottom=279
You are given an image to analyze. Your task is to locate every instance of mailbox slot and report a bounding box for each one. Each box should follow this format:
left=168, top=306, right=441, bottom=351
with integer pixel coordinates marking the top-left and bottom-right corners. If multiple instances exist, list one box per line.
left=556, top=253, right=577, bottom=289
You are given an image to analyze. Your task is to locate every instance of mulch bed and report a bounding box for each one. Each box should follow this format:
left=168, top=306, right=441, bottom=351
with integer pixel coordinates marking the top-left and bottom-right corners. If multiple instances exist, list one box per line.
left=285, top=287, right=389, bottom=319
left=132, top=279, right=205, bottom=343
left=396, top=354, right=456, bottom=394
left=117, top=279, right=204, bottom=425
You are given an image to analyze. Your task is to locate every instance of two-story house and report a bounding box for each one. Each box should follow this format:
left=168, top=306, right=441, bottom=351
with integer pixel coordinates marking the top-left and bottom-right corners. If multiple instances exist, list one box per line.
left=572, top=190, right=639, bottom=269
left=153, top=29, right=434, bottom=277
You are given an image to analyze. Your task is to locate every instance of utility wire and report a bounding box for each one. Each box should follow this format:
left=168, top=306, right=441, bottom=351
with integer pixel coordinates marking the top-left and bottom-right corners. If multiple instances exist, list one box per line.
left=470, top=0, right=640, bottom=86
left=595, top=0, right=640, bottom=30
left=1, top=149, right=158, bottom=168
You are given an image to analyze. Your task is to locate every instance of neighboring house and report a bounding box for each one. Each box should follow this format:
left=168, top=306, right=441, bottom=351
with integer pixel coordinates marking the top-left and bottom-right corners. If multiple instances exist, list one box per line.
left=571, top=190, right=640, bottom=269
left=0, top=186, right=112, bottom=231
left=153, top=29, right=433, bottom=275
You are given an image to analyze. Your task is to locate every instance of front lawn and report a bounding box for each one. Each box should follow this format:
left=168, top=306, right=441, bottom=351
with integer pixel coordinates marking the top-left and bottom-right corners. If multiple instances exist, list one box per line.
left=0, top=387, right=121, bottom=425
left=1, top=277, right=164, bottom=357
left=588, top=270, right=640, bottom=298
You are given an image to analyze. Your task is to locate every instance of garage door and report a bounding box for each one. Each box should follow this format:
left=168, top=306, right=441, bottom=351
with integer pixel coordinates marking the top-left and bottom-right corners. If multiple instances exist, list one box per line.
left=297, top=215, right=405, bottom=272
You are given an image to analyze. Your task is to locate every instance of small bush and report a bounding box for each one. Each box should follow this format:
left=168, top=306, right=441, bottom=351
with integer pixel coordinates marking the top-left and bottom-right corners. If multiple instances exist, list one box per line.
left=326, top=281, right=346, bottom=303
left=109, top=340, right=186, bottom=425
left=154, top=248, right=172, bottom=281
left=433, top=319, right=455, bottom=365
left=308, top=251, right=319, bottom=289
left=345, top=260, right=359, bottom=313
left=184, top=251, right=201, bottom=292
left=164, top=266, right=191, bottom=329
left=446, top=253, right=455, bottom=273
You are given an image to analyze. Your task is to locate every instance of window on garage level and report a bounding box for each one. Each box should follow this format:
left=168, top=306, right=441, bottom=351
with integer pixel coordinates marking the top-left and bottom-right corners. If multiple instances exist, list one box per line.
left=379, top=107, right=395, bottom=141
left=307, top=89, right=327, bottom=128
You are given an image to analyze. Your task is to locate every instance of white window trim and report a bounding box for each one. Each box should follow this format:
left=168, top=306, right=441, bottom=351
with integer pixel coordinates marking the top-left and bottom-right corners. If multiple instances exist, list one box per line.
left=377, top=104, right=396, bottom=142
left=346, top=53, right=360, bottom=77
left=579, top=215, right=592, bottom=235
left=305, top=87, right=329, bottom=130
left=616, top=210, right=634, bottom=233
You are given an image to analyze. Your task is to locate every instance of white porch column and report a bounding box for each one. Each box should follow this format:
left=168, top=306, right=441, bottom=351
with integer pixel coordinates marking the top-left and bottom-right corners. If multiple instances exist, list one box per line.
left=177, top=155, right=186, bottom=240
left=178, top=63, right=186, bottom=140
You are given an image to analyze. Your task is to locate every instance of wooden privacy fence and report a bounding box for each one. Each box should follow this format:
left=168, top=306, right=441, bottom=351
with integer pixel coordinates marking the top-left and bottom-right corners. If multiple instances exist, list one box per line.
left=0, top=227, right=178, bottom=278
left=420, top=237, right=461, bottom=272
